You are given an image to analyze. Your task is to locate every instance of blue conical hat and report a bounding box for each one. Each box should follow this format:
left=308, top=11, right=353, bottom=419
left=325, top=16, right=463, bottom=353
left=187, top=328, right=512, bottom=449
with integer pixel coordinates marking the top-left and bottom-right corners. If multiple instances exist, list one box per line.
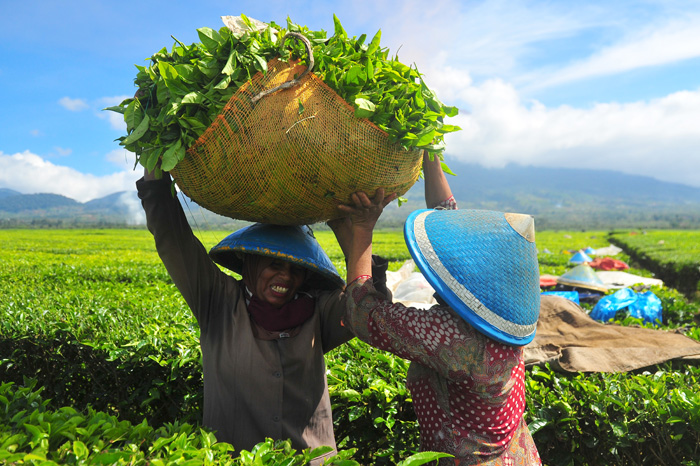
left=209, top=223, right=344, bottom=290
left=404, top=209, right=541, bottom=346
left=569, top=250, right=593, bottom=264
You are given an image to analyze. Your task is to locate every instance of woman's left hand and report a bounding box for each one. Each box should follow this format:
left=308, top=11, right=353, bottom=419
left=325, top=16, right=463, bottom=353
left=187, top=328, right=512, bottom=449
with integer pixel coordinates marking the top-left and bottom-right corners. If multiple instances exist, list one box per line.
left=337, top=188, right=397, bottom=232
left=336, top=189, right=396, bottom=284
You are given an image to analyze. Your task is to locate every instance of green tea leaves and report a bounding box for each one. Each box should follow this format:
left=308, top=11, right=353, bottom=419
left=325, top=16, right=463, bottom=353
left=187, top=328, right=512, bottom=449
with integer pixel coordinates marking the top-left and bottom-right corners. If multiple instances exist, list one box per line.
left=122, top=114, right=150, bottom=145
left=344, top=65, right=367, bottom=86
left=367, top=30, right=381, bottom=56
left=333, top=14, right=347, bottom=39
left=197, top=27, right=223, bottom=52
left=415, top=125, right=437, bottom=147
left=354, top=98, right=376, bottom=119
left=160, top=139, right=184, bottom=172
left=107, top=15, right=460, bottom=174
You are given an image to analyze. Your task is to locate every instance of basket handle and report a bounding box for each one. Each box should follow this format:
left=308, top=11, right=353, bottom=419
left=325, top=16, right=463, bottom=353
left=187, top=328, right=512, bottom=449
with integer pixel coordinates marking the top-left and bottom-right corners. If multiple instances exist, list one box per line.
left=251, top=32, right=315, bottom=103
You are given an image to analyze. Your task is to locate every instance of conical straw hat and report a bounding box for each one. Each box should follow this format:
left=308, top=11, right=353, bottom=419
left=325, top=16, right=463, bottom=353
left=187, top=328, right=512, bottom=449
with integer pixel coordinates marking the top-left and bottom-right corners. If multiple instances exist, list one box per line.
left=557, top=264, right=608, bottom=292
left=404, top=209, right=540, bottom=346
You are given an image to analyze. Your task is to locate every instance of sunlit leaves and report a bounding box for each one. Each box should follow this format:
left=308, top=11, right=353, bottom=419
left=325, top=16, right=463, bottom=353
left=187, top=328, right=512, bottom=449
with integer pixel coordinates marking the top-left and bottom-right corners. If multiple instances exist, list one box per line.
left=106, top=15, right=460, bottom=176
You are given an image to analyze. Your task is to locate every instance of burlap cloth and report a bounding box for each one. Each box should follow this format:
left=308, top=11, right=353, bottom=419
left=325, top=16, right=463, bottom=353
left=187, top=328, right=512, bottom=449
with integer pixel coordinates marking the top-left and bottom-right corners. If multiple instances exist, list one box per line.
left=524, top=295, right=700, bottom=372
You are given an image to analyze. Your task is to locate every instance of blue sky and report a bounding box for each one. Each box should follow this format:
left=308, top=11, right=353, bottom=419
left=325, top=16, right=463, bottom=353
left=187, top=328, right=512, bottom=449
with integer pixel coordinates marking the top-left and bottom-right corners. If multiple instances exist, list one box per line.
left=1, top=0, right=699, bottom=202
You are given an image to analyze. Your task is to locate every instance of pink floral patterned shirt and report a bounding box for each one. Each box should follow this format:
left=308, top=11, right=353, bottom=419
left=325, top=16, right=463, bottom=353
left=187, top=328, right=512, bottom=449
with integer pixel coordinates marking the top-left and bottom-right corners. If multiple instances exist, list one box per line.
left=344, top=196, right=541, bottom=465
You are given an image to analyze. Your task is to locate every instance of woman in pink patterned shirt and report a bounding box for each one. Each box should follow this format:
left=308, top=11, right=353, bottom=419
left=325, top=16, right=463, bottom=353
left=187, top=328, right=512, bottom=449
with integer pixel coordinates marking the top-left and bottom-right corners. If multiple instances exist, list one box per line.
left=333, top=152, right=542, bottom=465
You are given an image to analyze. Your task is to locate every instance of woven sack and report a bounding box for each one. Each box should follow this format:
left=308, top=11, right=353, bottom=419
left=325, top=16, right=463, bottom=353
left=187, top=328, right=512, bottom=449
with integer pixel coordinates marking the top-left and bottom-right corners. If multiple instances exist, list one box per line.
left=169, top=57, right=423, bottom=225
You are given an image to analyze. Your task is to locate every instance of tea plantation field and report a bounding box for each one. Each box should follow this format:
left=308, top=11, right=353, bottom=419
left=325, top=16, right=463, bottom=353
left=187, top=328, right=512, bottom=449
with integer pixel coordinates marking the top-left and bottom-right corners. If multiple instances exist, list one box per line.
left=1, top=228, right=699, bottom=465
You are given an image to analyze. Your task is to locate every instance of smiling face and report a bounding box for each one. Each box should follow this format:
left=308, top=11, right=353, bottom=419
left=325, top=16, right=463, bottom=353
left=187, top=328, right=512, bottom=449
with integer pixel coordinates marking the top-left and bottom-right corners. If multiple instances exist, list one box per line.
left=245, top=256, right=308, bottom=308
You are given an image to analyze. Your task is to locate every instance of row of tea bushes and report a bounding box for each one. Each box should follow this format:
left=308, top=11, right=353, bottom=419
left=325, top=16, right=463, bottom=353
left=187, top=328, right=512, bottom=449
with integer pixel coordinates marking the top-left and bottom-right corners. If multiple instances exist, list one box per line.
left=526, top=364, right=700, bottom=465
left=610, top=229, right=700, bottom=297
left=3, top=342, right=700, bottom=465
left=1, top=228, right=700, bottom=464
left=0, top=380, right=447, bottom=465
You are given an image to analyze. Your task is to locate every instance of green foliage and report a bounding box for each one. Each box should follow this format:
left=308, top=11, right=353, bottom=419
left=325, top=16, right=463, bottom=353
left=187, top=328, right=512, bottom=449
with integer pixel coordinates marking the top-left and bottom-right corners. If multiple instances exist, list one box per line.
left=610, top=230, right=700, bottom=297
left=525, top=364, right=700, bottom=465
left=327, top=340, right=419, bottom=465
left=0, top=380, right=365, bottom=465
left=0, top=379, right=447, bottom=465
left=107, top=15, right=459, bottom=176
left=0, top=229, right=203, bottom=426
left=1, top=228, right=700, bottom=465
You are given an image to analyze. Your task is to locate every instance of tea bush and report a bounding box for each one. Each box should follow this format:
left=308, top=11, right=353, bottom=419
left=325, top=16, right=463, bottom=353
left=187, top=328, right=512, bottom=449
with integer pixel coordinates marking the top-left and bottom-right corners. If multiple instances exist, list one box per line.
left=0, top=379, right=430, bottom=465
left=610, top=230, right=700, bottom=297
left=1, top=228, right=699, bottom=465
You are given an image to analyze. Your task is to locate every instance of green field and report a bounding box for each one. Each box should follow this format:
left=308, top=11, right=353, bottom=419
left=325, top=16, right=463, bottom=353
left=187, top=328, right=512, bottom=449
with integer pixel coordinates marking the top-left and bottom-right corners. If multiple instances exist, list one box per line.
left=1, top=228, right=699, bottom=465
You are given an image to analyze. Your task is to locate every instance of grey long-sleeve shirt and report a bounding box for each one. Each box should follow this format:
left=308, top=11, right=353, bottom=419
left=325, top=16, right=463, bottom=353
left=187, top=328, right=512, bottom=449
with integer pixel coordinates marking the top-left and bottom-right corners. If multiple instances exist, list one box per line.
left=137, top=177, right=353, bottom=459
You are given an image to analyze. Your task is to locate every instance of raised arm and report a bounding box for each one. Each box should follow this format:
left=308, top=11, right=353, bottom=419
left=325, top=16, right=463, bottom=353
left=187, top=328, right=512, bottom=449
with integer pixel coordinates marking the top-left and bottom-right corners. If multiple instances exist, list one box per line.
left=336, top=189, right=397, bottom=285
left=137, top=167, right=228, bottom=329
left=143, top=166, right=158, bottom=181
left=423, top=151, right=454, bottom=209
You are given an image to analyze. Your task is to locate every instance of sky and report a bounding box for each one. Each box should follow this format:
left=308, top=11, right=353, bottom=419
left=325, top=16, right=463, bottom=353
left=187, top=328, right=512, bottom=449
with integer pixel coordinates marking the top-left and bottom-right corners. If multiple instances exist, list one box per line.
left=1, top=0, right=699, bottom=203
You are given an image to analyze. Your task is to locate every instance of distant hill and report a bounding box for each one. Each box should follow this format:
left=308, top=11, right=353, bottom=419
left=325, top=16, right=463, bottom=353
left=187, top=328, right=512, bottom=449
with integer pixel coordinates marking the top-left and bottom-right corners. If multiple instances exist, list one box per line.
left=2, top=163, right=699, bottom=229
left=379, top=161, right=700, bottom=230
left=0, top=188, right=22, bottom=199
left=0, top=193, right=80, bottom=213
left=0, top=191, right=145, bottom=227
left=442, top=163, right=700, bottom=204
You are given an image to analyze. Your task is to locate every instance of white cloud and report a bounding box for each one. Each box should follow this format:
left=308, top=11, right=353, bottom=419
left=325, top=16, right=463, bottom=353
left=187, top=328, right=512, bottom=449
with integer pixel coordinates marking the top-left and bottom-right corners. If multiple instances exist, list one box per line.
left=0, top=150, right=142, bottom=202
left=364, top=1, right=700, bottom=189
left=58, top=97, right=89, bottom=111
left=106, top=148, right=139, bottom=172
left=373, top=0, right=600, bottom=81
left=372, top=1, right=700, bottom=96
left=118, top=191, right=146, bottom=225
left=528, top=14, right=700, bottom=90
left=98, top=95, right=130, bottom=130
left=442, top=81, right=700, bottom=188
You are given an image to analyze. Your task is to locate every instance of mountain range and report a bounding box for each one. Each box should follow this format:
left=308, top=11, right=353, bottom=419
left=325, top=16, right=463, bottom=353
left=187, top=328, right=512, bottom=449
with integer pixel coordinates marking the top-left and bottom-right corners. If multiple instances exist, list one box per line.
left=2, top=161, right=699, bottom=230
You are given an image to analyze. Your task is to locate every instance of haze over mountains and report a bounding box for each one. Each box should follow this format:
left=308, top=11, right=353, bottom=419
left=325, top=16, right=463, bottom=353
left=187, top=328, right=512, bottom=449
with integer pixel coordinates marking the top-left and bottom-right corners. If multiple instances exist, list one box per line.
left=2, top=161, right=699, bottom=230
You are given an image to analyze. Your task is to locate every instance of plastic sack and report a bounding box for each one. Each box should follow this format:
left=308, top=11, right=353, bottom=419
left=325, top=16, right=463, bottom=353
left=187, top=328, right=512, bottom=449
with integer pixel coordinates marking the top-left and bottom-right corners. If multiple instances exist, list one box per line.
left=393, top=273, right=437, bottom=309
left=590, top=288, right=662, bottom=325
left=627, top=291, right=663, bottom=325
left=386, top=260, right=417, bottom=293
left=386, top=260, right=437, bottom=310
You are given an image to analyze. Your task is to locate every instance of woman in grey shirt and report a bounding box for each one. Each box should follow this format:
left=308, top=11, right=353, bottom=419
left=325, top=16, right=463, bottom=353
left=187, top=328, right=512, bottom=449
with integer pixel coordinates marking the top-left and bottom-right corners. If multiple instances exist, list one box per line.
left=137, top=169, right=388, bottom=463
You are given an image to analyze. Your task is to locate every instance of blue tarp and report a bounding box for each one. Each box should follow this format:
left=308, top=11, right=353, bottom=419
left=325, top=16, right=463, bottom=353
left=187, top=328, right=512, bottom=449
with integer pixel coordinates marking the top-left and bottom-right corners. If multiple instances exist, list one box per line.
left=541, top=291, right=580, bottom=304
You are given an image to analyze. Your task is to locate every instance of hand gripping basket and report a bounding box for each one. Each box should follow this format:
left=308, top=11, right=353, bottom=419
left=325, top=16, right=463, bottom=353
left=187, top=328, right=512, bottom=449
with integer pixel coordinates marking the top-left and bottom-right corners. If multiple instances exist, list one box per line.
left=169, top=33, right=423, bottom=225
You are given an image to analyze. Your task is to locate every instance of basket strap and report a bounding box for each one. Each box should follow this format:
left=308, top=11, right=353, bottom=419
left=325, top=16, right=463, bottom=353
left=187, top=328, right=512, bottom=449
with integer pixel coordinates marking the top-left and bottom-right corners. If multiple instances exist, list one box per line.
left=251, top=32, right=315, bottom=103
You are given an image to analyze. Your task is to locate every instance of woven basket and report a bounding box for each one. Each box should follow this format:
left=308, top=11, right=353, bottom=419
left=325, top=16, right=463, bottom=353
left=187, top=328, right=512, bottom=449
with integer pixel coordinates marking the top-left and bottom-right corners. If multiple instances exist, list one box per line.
left=169, top=57, right=423, bottom=225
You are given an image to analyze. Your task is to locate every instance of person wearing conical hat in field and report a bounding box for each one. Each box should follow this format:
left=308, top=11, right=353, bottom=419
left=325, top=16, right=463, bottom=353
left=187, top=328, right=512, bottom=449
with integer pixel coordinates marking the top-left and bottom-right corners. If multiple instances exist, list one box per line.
left=333, top=152, right=542, bottom=465
left=136, top=168, right=391, bottom=465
